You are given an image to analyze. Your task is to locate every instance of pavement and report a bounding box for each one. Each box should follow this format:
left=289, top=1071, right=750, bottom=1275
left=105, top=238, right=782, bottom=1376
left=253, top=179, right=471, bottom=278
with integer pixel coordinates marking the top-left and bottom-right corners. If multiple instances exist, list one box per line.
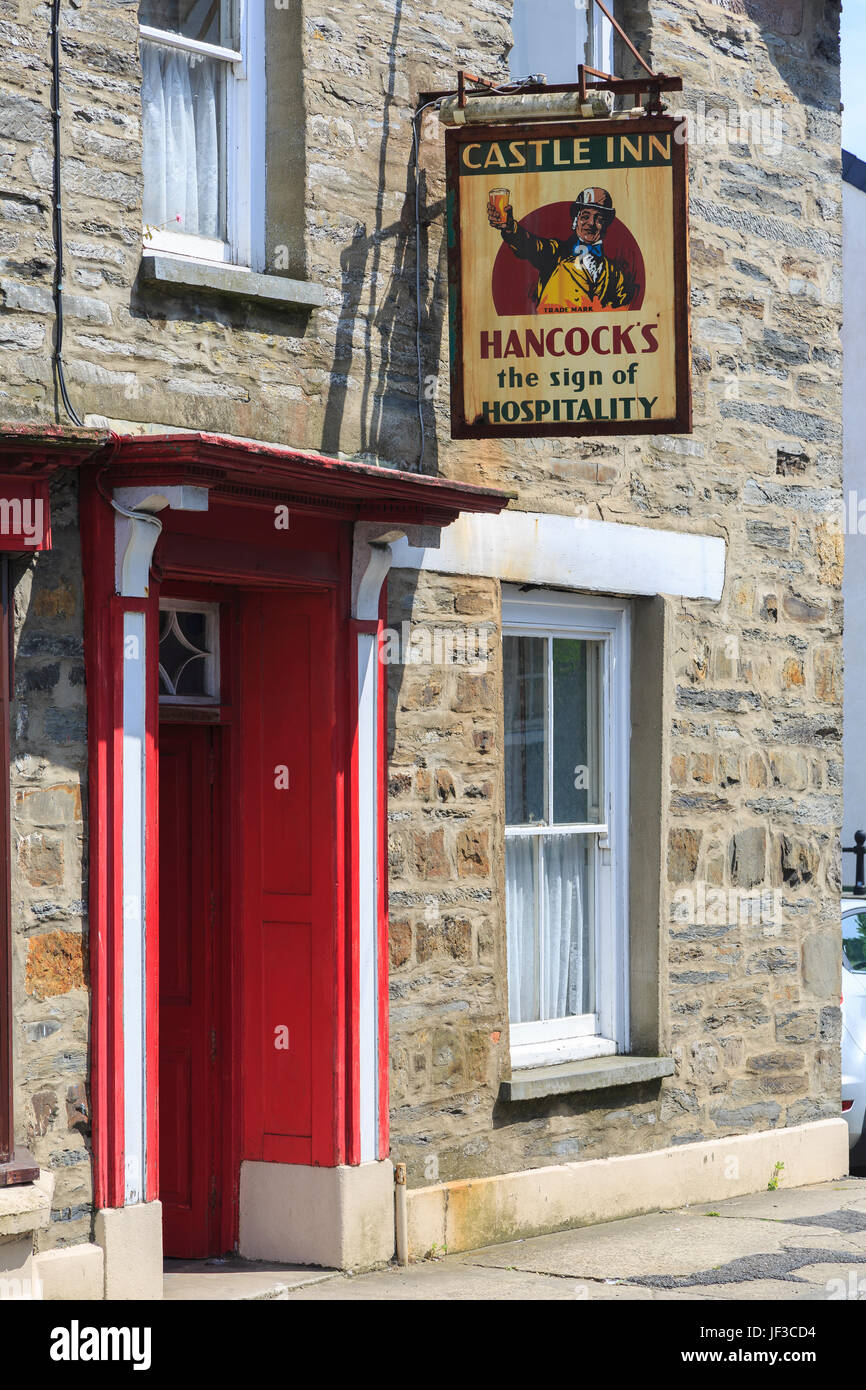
left=164, top=1175, right=866, bottom=1300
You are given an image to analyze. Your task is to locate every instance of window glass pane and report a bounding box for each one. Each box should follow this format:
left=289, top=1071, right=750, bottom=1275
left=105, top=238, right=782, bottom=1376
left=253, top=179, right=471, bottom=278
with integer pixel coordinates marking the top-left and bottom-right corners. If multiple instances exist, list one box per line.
left=552, top=637, right=603, bottom=824
left=542, top=835, right=594, bottom=1019
left=158, top=607, right=217, bottom=699
left=140, top=0, right=234, bottom=48
left=843, top=911, right=866, bottom=973
left=141, top=42, right=226, bottom=240
left=506, top=837, right=538, bottom=1022
left=504, top=635, right=546, bottom=825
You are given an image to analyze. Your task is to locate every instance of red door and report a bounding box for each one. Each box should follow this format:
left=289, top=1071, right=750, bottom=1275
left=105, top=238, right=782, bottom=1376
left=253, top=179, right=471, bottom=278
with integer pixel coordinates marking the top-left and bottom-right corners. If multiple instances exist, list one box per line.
left=158, top=722, right=222, bottom=1258
left=240, top=589, right=339, bottom=1168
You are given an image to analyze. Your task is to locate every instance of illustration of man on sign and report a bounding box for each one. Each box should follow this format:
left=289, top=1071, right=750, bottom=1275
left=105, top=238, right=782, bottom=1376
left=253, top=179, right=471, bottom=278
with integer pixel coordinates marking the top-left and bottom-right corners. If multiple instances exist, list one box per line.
left=487, top=186, right=637, bottom=312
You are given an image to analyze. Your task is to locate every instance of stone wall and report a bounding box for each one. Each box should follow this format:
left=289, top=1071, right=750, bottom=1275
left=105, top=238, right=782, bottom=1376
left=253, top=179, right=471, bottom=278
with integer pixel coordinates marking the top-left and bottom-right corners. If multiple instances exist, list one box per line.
left=387, top=0, right=845, bottom=1190
left=0, top=0, right=514, bottom=451
left=11, top=474, right=91, bottom=1247
left=0, top=0, right=845, bottom=1209
left=387, top=569, right=507, bottom=1185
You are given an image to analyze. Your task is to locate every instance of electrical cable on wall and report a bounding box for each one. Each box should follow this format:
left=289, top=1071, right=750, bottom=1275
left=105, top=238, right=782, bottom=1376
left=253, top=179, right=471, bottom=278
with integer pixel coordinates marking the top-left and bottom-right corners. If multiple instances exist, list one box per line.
left=51, top=0, right=83, bottom=426
left=411, top=75, right=545, bottom=471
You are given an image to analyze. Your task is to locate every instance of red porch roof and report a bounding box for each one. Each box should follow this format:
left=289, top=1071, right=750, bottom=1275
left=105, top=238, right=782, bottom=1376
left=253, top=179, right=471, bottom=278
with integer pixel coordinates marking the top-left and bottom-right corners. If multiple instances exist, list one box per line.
left=0, top=426, right=512, bottom=528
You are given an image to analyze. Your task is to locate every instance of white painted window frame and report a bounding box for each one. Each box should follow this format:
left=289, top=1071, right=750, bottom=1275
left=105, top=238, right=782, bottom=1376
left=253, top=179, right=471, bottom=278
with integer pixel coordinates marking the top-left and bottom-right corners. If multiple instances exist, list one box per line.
left=503, top=587, right=630, bottom=1069
left=157, top=597, right=221, bottom=705
left=140, top=0, right=265, bottom=271
left=509, top=0, right=615, bottom=84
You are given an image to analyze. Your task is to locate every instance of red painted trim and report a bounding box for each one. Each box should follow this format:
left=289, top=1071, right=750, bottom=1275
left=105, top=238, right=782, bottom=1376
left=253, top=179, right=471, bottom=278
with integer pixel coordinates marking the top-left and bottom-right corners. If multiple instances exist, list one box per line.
left=81, top=477, right=120, bottom=1210
left=346, top=622, right=362, bottom=1167
left=311, top=588, right=339, bottom=1168
left=0, top=559, right=13, bottom=1166
left=158, top=533, right=342, bottom=588
left=0, top=427, right=510, bottom=524
left=91, top=433, right=510, bottom=522
left=144, top=586, right=160, bottom=1203
left=262, top=1135, right=312, bottom=1165
left=346, top=604, right=390, bottom=1163
left=82, top=473, right=162, bottom=1210
left=225, top=603, right=243, bottom=1247
left=377, top=587, right=389, bottom=1161
left=108, top=598, right=126, bottom=1208
left=111, top=595, right=150, bottom=1206
left=238, top=594, right=264, bottom=1164
left=332, top=534, right=350, bottom=1168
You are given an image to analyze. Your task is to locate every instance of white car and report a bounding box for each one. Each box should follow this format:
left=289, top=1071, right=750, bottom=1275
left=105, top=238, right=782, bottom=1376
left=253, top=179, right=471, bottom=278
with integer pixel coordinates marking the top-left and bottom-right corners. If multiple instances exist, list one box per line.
left=842, top=895, right=866, bottom=1157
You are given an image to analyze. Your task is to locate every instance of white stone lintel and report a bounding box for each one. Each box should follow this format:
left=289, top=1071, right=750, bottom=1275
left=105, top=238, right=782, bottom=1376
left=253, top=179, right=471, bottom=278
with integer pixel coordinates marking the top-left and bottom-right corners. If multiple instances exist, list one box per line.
left=390, top=510, right=726, bottom=603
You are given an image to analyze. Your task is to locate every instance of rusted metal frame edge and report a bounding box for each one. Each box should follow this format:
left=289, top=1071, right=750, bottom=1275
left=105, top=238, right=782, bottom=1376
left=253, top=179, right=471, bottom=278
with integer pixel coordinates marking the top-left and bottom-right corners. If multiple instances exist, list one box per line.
left=592, top=0, right=655, bottom=77
left=419, top=77, right=682, bottom=107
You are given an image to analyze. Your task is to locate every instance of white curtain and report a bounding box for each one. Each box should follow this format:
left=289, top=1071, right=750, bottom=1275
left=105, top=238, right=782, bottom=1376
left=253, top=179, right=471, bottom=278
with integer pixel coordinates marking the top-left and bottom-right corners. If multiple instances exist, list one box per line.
left=507, top=833, right=592, bottom=1024
left=141, top=44, right=221, bottom=240
left=542, top=836, right=591, bottom=1019
left=506, top=838, right=536, bottom=1024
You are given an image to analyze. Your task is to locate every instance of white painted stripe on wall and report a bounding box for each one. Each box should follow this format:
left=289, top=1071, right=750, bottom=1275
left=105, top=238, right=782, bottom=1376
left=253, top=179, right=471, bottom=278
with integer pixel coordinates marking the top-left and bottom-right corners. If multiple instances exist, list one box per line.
left=390, top=511, right=726, bottom=602
left=357, top=630, right=379, bottom=1163
left=122, top=610, right=147, bottom=1205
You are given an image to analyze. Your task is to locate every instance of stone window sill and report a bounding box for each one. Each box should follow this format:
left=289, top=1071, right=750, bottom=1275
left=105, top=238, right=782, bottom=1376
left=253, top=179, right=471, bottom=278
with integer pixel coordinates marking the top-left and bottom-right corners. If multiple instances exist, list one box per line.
left=0, top=1169, right=53, bottom=1238
left=500, top=1055, right=675, bottom=1102
left=140, top=253, right=328, bottom=310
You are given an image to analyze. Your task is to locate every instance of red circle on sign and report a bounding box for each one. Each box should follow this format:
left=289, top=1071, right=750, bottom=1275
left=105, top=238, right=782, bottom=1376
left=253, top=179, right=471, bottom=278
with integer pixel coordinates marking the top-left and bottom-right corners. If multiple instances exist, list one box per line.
left=491, top=203, right=645, bottom=315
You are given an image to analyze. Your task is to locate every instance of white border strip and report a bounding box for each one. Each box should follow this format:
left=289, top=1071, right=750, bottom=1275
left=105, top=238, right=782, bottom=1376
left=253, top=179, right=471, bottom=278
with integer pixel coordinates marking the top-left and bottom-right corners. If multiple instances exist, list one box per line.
left=357, top=631, right=379, bottom=1163
left=390, top=511, right=725, bottom=602
left=122, top=611, right=147, bottom=1205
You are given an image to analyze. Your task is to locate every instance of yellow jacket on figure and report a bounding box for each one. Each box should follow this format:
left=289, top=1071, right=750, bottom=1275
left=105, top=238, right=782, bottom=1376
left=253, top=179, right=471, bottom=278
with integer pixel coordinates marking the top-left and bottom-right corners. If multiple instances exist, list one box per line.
left=490, top=187, right=635, bottom=313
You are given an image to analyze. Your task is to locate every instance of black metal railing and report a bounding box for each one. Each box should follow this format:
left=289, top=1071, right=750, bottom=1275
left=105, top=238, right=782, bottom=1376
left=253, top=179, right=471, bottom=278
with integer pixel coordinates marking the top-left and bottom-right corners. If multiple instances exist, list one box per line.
left=843, top=830, right=866, bottom=896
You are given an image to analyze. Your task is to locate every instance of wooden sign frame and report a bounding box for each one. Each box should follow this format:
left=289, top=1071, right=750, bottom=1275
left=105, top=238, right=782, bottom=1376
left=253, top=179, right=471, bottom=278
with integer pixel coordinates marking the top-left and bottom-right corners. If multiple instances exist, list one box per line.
left=445, top=115, right=692, bottom=439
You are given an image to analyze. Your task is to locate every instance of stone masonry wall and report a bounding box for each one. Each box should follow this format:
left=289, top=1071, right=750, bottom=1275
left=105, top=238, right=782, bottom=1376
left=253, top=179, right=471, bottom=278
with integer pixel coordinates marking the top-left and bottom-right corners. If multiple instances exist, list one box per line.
left=11, top=473, right=90, bottom=1247
left=387, top=0, right=845, bottom=1191
left=0, top=0, right=844, bottom=1209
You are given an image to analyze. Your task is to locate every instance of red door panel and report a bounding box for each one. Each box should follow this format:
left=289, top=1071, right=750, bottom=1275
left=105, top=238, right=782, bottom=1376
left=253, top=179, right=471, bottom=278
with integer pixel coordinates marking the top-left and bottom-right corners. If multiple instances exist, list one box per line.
left=159, top=1048, right=193, bottom=1213
left=260, top=612, right=312, bottom=897
left=262, top=920, right=312, bottom=1140
left=159, top=723, right=219, bottom=1258
left=242, top=590, right=337, bottom=1168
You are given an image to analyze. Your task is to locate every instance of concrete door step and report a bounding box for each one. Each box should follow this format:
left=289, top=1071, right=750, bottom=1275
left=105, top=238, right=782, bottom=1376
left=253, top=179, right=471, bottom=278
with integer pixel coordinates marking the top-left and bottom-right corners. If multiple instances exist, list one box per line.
left=163, top=1256, right=340, bottom=1300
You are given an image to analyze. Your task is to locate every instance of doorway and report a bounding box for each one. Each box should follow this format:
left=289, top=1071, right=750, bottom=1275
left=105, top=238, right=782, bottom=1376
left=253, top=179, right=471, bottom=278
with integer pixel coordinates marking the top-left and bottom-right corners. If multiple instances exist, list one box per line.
left=156, top=584, right=340, bottom=1258
left=158, top=720, right=224, bottom=1258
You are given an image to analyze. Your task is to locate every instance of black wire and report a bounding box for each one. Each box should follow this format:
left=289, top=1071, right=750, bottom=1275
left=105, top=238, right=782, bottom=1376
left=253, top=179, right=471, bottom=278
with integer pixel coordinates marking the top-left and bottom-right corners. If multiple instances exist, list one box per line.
left=51, top=0, right=83, bottom=427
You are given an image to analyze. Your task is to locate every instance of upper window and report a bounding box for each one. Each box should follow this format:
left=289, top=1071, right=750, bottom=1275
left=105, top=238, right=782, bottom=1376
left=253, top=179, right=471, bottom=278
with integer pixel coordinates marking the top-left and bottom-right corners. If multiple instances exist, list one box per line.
left=140, top=0, right=264, bottom=268
left=510, top=0, right=614, bottom=85
left=158, top=600, right=220, bottom=704
left=503, top=589, right=629, bottom=1068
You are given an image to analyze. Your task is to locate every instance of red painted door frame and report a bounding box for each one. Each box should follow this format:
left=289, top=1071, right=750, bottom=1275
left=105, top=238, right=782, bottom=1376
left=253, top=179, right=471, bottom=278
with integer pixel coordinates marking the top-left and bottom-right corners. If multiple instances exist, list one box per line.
left=157, top=538, right=354, bottom=1246
left=158, top=583, right=241, bottom=1253
left=82, top=475, right=391, bottom=1234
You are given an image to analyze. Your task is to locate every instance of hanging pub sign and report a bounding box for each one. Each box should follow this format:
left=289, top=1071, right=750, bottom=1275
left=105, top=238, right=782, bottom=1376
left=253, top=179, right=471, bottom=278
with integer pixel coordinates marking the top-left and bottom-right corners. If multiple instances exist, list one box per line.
left=445, top=115, right=691, bottom=439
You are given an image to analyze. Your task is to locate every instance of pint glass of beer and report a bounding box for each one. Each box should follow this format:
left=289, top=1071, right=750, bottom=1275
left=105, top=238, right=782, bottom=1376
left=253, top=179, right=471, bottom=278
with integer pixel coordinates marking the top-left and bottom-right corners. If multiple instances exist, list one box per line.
left=488, top=187, right=510, bottom=224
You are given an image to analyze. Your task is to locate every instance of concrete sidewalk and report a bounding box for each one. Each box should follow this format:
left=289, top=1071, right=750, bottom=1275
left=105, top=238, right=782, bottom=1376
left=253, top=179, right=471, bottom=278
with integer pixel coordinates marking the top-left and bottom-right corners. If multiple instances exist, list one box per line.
left=275, top=1175, right=866, bottom=1301
left=161, top=1176, right=866, bottom=1300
